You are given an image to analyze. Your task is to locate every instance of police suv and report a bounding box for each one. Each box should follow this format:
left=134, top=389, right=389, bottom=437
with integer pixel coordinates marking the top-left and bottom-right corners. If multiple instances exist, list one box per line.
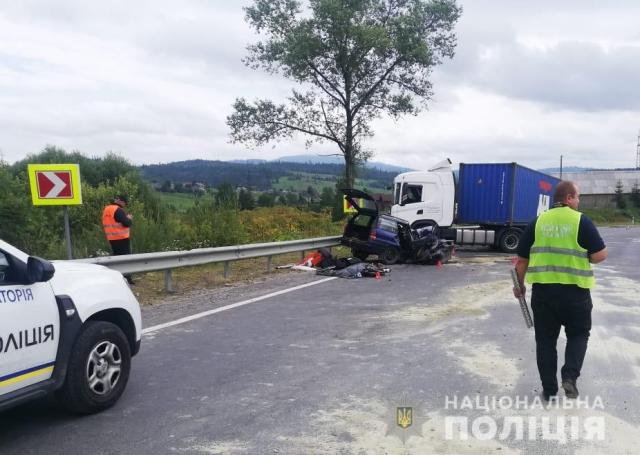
left=0, top=239, right=142, bottom=414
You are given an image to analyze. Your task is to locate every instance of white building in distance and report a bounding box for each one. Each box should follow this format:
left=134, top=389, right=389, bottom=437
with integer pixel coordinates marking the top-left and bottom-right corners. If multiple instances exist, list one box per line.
left=552, top=169, right=640, bottom=208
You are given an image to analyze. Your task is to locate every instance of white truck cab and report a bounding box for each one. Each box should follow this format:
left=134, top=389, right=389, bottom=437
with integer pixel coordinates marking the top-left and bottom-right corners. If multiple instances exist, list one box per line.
left=391, top=158, right=456, bottom=227
left=390, top=159, right=560, bottom=253
left=0, top=239, right=141, bottom=414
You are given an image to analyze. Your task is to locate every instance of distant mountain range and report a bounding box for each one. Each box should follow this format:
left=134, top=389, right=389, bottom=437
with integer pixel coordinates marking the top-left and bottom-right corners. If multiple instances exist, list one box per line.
left=141, top=156, right=605, bottom=193
left=139, top=158, right=400, bottom=192
left=229, top=154, right=412, bottom=173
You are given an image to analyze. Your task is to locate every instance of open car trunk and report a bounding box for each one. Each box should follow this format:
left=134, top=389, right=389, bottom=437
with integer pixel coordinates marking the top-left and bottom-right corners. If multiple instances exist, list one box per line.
left=341, top=188, right=379, bottom=242
left=343, top=213, right=375, bottom=241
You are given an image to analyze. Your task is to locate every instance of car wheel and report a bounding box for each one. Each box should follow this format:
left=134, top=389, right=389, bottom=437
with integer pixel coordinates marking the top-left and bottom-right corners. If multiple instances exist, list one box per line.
left=57, top=321, right=131, bottom=414
left=351, top=249, right=369, bottom=261
left=379, top=247, right=400, bottom=265
left=498, top=228, right=522, bottom=254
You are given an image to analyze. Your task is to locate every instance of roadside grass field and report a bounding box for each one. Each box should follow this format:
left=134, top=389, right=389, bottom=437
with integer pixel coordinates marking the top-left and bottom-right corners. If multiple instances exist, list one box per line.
left=156, top=191, right=200, bottom=211
left=272, top=173, right=390, bottom=193
left=272, top=175, right=336, bottom=192
left=582, top=206, right=640, bottom=226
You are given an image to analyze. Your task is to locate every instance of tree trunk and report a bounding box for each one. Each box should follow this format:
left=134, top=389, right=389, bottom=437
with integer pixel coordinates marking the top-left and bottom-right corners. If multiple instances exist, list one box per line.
left=344, top=113, right=355, bottom=188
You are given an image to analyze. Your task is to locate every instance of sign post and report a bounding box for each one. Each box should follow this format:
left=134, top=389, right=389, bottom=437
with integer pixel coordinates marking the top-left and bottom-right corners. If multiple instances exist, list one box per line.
left=63, top=206, right=73, bottom=260
left=28, top=164, right=83, bottom=259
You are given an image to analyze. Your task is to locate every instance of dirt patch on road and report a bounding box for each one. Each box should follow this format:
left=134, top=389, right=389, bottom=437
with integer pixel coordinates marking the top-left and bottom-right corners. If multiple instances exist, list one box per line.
left=449, top=255, right=513, bottom=266
left=274, top=397, right=518, bottom=455
left=173, top=439, right=249, bottom=454
left=385, top=279, right=512, bottom=325
left=447, top=340, right=523, bottom=389
left=589, top=275, right=640, bottom=386
left=593, top=275, right=640, bottom=314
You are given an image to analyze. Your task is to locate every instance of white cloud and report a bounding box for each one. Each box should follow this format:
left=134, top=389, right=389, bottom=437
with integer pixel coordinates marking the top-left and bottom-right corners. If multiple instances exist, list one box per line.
left=0, top=0, right=639, bottom=170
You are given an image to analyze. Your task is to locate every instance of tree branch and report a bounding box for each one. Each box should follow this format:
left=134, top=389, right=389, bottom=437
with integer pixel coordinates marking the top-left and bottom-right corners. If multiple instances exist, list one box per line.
left=320, top=101, right=343, bottom=148
left=351, top=58, right=402, bottom=117
left=307, top=61, right=347, bottom=105
left=269, top=119, right=342, bottom=146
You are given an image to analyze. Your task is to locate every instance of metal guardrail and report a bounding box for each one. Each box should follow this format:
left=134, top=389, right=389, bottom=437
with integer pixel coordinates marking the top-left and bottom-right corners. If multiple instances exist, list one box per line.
left=74, top=236, right=342, bottom=292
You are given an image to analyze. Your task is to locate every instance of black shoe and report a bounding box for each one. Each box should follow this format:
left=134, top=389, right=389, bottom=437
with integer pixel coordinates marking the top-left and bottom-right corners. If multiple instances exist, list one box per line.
left=125, top=276, right=136, bottom=285
left=541, top=390, right=558, bottom=402
left=562, top=379, right=579, bottom=399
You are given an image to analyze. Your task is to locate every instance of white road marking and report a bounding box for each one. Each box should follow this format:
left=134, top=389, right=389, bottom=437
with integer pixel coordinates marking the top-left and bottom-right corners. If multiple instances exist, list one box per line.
left=142, top=276, right=337, bottom=335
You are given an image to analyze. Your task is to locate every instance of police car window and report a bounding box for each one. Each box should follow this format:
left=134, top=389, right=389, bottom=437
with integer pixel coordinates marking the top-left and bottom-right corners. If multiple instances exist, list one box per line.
left=401, top=184, right=422, bottom=205
left=0, top=253, right=9, bottom=283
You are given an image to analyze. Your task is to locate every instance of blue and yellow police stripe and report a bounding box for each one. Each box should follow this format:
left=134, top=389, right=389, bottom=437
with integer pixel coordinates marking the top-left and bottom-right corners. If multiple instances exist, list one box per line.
left=0, top=362, right=55, bottom=388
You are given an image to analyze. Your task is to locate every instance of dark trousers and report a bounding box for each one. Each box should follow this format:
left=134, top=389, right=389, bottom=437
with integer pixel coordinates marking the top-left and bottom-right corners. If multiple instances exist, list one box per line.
left=531, top=284, right=593, bottom=394
left=109, top=238, right=131, bottom=256
left=109, top=239, right=133, bottom=283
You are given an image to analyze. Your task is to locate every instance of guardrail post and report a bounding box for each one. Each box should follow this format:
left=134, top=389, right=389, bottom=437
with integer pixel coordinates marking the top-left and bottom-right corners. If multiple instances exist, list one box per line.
left=164, top=269, right=174, bottom=293
left=224, top=261, right=230, bottom=279
left=267, top=255, right=273, bottom=273
left=300, top=250, right=305, bottom=261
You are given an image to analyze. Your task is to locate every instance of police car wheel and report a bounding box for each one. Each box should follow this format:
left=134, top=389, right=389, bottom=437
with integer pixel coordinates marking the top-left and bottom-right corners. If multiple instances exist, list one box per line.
left=57, top=321, right=131, bottom=414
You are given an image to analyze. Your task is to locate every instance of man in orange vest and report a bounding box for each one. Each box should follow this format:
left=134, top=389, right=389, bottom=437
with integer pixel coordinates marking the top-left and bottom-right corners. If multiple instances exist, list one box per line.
left=102, top=195, right=134, bottom=283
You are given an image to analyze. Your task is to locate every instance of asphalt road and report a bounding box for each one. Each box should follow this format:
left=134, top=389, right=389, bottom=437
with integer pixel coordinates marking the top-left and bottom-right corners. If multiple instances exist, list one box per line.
left=1, top=227, right=639, bottom=455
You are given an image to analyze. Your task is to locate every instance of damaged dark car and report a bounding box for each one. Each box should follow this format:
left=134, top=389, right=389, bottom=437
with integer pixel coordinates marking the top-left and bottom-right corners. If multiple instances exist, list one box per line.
left=340, top=189, right=454, bottom=265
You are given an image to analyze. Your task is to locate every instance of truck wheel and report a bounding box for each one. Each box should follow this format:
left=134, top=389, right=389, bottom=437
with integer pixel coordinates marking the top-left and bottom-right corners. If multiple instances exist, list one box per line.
left=57, top=321, right=131, bottom=414
left=351, top=249, right=369, bottom=261
left=499, top=228, right=522, bottom=254
left=379, top=247, right=400, bottom=265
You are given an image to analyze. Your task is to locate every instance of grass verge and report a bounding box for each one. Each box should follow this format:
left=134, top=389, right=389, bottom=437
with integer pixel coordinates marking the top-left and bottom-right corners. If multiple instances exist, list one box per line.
left=130, top=246, right=352, bottom=306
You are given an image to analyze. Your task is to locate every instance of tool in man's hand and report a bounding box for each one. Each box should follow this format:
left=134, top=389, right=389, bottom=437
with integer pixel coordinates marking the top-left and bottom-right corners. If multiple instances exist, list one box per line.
left=510, top=268, right=533, bottom=328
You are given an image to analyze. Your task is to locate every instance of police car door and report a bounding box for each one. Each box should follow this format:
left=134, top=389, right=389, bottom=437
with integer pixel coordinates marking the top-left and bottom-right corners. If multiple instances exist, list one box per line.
left=0, top=249, right=59, bottom=397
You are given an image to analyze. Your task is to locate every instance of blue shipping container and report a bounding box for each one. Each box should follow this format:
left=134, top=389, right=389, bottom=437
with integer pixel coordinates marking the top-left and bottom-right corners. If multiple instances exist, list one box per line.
left=457, top=163, right=561, bottom=226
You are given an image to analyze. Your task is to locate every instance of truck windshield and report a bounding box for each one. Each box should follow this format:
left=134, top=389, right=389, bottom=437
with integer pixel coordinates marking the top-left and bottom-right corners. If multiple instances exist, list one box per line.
left=401, top=184, right=423, bottom=205
left=394, top=183, right=401, bottom=205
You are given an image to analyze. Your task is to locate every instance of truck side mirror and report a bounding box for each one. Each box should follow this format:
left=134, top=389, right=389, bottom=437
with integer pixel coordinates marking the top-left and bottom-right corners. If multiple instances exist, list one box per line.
left=27, top=257, right=55, bottom=283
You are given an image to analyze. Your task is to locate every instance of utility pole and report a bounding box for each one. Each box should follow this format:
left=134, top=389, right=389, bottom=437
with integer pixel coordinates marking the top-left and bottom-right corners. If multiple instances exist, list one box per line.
left=560, top=155, right=563, bottom=179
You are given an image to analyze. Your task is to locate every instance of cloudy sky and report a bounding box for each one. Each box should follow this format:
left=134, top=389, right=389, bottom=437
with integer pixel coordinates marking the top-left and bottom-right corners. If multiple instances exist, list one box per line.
left=1, top=0, right=639, bottom=171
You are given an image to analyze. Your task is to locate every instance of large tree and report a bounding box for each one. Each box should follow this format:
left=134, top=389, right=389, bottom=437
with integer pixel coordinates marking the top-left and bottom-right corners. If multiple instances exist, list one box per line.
left=227, top=0, right=461, bottom=187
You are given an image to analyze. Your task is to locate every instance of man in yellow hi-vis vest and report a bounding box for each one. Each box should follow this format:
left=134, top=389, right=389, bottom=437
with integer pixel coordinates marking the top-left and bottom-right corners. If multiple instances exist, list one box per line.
left=513, top=181, right=607, bottom=401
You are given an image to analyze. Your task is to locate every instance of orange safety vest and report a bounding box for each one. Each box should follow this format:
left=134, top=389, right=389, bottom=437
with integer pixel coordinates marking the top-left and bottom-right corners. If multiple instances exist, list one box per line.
left=102, top=204, right=130, bottom=241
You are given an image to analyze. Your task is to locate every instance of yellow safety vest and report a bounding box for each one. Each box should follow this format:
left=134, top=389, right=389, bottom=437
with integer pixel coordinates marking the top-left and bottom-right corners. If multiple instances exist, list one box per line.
left=526, top=206, right=594, bottom=289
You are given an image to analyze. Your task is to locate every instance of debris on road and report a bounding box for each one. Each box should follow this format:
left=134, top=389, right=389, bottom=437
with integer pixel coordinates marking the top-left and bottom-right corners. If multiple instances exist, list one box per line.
left=317, top=262, right=390, bottom=279
left=277, top=248, right=391, bottom=279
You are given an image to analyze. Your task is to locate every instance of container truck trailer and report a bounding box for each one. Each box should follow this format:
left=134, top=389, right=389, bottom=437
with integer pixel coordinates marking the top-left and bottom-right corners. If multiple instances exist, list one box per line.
left=390, top=159, right=561, bottom=253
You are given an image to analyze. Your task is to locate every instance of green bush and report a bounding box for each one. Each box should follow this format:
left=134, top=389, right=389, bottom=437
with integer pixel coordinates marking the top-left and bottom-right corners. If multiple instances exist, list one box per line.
left=2, top=148, right=344, bottom=259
